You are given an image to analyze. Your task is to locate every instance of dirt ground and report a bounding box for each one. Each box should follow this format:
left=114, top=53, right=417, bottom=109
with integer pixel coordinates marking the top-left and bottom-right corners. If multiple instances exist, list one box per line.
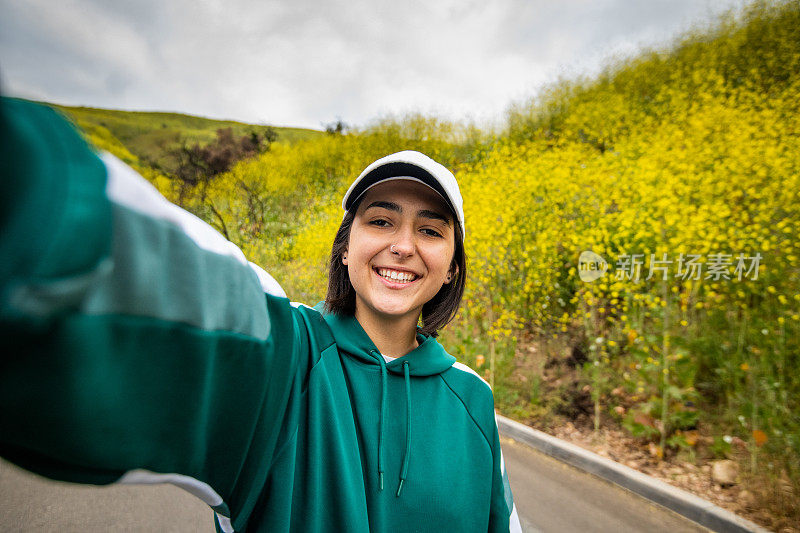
left=504, top=338, right=798, bottom=533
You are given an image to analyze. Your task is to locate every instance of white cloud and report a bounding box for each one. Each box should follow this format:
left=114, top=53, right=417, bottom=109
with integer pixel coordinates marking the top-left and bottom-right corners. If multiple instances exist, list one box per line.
left=0, top=0, right=746, bottom=129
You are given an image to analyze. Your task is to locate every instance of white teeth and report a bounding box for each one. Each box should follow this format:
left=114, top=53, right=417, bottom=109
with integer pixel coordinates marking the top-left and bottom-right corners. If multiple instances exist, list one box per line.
left=377, top=268, right=417, bottom=282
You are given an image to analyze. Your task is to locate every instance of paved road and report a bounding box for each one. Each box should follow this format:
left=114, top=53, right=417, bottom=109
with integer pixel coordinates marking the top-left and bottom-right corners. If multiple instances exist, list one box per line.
left=0, top=459, right=215, bottom=532
left=501, top=437, right=708, bottom=533
left=2, top=437, right=709, bottom=532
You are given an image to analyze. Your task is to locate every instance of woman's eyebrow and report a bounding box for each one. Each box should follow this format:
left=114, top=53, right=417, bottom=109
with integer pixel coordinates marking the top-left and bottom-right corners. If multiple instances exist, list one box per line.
left=365, top=201, right=451, bottom=226
left=365, top=200, right=400, bottom=212
left=418, top=209, right=451, bottom=226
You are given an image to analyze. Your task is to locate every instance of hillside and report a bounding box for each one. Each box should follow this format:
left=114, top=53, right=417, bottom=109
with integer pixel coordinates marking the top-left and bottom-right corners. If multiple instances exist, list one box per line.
left=47, top=102, right=324, bottom=173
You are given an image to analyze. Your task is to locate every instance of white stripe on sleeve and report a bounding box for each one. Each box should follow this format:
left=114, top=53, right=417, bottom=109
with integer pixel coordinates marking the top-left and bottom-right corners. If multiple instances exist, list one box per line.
left=249, top=261, right=287, bottom=298
left=118, top=469, right=234, bottom=532
left=102, top=152, right=287, bottom=300
left=452, top=361, right=491, bottom=389
left=509, top=503, right=522, bottom=533
left=102, top=152, right=248, bottom=266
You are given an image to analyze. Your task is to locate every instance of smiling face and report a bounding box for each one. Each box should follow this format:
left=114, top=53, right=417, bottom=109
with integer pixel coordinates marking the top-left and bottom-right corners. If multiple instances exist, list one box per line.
left=343, top=179, right=458, bottom=326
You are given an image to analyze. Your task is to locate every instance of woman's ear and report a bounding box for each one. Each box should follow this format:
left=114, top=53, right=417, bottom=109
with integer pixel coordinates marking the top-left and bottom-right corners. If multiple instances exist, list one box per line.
left=445, top=264, right=459, bottom=284
left=342, top=249, right=348, bottom=265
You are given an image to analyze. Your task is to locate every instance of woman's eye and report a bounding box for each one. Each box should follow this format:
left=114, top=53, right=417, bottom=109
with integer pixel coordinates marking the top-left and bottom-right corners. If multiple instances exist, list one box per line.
left=370, top=219, right=390, bottom=227
left=421, top=228, right=443, bottom=238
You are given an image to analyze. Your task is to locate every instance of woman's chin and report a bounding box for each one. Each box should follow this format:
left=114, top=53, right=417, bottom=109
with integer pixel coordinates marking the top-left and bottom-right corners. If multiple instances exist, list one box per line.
left=358, top=298, right=420, bottom=322
left=373, top=304, right=415, bottom=319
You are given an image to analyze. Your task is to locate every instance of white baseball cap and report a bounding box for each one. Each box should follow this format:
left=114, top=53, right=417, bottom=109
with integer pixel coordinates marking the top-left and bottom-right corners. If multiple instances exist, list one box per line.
left=341, top=150, right=465, bottom=241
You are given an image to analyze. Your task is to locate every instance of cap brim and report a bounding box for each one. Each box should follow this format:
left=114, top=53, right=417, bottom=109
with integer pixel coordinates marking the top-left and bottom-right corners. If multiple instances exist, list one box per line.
left=344, top=162, right=453, bottom=213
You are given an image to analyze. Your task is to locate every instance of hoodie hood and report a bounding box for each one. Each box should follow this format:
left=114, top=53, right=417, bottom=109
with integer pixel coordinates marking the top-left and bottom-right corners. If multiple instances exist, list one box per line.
left=315, top=303, right=456, bottom=376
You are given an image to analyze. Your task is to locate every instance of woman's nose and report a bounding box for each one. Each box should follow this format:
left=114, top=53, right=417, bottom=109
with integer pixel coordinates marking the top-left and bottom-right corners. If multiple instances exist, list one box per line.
left=390, top=227, right=415, bottom=257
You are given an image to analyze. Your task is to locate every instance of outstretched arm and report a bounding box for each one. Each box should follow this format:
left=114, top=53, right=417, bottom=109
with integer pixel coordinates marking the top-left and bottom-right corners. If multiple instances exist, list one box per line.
left=0, top=98, right=303, bottom=531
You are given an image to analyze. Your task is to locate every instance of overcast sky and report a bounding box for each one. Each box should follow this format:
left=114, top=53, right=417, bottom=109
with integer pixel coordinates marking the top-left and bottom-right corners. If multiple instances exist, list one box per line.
left=0, top=0, right=745, bottom=130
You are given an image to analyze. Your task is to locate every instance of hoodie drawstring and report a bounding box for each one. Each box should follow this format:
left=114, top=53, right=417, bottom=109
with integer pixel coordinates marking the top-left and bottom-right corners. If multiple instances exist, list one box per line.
left=373, top=352, right=412, bottom=497
left=375, top=350, right=387, bottom=492
left=396, top=361, right=411, bottom=497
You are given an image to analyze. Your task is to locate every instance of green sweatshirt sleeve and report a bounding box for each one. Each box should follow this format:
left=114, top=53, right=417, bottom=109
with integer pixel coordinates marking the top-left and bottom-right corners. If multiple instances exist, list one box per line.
left=489, top=418, right=522, bottom=533
left=0, top=98, right=303, bottom=531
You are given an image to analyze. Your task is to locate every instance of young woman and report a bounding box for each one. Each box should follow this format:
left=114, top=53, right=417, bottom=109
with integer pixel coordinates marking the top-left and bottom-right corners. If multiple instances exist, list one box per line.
left=0, top=97, right=521, bottom=532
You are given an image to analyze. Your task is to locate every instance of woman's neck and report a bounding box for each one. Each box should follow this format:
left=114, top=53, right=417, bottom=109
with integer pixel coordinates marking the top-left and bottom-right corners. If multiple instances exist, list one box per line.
left=355, top=307, right=420, bottom=358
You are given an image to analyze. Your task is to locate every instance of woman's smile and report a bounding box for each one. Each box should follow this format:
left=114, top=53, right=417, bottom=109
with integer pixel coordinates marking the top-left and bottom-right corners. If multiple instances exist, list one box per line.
left=374, top=266, right=420, bottom=284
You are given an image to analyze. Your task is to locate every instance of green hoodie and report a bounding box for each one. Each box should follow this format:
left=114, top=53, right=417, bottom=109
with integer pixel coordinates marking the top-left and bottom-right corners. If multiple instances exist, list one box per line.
left=0, top=98, right=521, bottom=532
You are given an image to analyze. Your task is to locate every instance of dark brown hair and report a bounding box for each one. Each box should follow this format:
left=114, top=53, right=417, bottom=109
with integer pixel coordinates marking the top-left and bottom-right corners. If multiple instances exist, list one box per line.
left=324, top=199, right=466, bottom=337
